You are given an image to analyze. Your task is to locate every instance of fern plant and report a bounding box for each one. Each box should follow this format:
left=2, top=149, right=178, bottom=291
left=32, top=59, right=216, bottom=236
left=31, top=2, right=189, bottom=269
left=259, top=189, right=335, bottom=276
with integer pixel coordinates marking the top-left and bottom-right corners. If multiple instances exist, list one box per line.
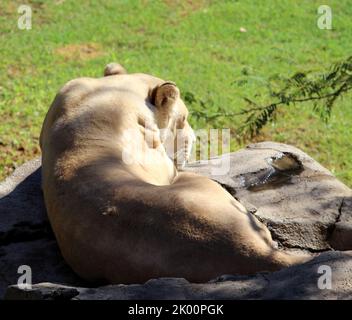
left=185, top=56, right=352, bottom=138
left=240, top=55, right=352, bottom=137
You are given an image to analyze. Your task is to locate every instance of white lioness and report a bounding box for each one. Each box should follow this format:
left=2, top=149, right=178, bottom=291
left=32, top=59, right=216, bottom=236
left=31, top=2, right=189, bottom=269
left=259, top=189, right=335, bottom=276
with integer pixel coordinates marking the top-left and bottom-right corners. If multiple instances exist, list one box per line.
left=40, top=63, right=310, bottom=284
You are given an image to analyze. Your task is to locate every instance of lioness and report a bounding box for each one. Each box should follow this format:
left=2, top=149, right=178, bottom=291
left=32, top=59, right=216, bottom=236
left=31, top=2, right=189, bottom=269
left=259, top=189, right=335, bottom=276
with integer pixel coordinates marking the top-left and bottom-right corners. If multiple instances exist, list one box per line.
left=40, top=63, right=310, bottom=284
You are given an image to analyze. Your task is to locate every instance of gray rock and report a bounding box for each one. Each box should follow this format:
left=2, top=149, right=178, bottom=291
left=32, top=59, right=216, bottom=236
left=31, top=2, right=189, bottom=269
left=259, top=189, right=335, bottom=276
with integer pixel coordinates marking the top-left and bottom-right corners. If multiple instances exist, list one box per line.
left=5, top=251, right=352, bottom=300
left=0, top=158, right=84, bottom=298
left=1, top=142, right=352, bottom=300
left=329, top=198, right=352, bottom=250
left=184, top=141, right=352, bottom=252
left=0, top=158, right=46, bottom=240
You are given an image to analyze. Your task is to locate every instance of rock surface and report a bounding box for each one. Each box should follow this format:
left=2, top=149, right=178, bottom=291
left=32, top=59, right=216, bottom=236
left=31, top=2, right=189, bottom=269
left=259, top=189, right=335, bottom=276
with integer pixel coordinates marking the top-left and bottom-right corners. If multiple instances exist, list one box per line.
left=1, top=142, right=351, bottom=299
left=5, top=251, right=352, bottom=300
left=184, top=141, right=352, bottom=252
left=0, top=159, right=86, bottom=298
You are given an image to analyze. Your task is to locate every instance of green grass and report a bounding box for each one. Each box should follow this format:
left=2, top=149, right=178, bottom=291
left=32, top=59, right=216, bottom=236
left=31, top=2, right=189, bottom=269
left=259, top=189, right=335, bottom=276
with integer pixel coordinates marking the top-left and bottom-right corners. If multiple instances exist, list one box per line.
left=0, top=0, right=351, bottom=185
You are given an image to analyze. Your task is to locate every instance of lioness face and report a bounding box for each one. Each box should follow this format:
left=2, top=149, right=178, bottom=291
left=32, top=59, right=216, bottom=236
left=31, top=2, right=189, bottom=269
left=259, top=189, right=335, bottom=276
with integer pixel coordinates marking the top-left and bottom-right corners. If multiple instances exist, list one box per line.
left=152, top=82, right=196, bottom=169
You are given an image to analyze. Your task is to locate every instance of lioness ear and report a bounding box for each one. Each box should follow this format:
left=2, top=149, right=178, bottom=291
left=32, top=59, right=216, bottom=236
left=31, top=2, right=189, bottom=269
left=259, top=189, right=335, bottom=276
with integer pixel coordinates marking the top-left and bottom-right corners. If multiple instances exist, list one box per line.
left=150, top=82, right=179, bottom=111
left=104, top=63, right=127, bottom=76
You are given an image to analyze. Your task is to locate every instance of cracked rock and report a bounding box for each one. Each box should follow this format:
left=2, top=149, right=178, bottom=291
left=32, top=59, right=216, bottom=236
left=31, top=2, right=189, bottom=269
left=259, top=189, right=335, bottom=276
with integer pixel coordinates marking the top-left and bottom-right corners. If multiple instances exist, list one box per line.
left=184, top=141, right=352, bottom=252
left=329, top=198, right=352, bottom=250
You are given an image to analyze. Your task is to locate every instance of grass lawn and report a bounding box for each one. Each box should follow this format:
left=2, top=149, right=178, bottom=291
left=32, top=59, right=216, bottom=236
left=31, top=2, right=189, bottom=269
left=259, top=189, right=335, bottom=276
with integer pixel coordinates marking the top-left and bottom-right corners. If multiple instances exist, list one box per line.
left=0, top=0, right=351, bottom=185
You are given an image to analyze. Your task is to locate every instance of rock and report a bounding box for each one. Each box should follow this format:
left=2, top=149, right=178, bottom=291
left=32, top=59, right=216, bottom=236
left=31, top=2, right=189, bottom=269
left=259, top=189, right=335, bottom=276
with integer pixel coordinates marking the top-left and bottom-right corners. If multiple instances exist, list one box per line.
left=329, top=197, right=352, bottom=250
left=184, top=141, right=352, bottom=252
left=5, top=251, right=352, bottom=300
left=0, top=158, right=46, bottom=242
left=5, top=282, right=80, bottom=300
left=1, top=142, right=351, bottom=299
left=0, top=159, right=85, bottom=298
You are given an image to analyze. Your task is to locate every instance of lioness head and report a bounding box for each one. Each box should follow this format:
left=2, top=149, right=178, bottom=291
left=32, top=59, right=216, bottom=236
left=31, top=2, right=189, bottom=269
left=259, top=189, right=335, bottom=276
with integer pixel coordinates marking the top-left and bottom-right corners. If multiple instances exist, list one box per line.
left=150, top=81, right=196, bottom=169
left=104, top=62, right=195, bottom=169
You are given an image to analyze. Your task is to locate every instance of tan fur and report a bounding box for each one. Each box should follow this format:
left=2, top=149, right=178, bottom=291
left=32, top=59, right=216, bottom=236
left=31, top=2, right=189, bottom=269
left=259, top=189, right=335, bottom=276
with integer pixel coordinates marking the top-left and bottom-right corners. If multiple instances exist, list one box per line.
left=40, top=63, right=311, bottom=284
